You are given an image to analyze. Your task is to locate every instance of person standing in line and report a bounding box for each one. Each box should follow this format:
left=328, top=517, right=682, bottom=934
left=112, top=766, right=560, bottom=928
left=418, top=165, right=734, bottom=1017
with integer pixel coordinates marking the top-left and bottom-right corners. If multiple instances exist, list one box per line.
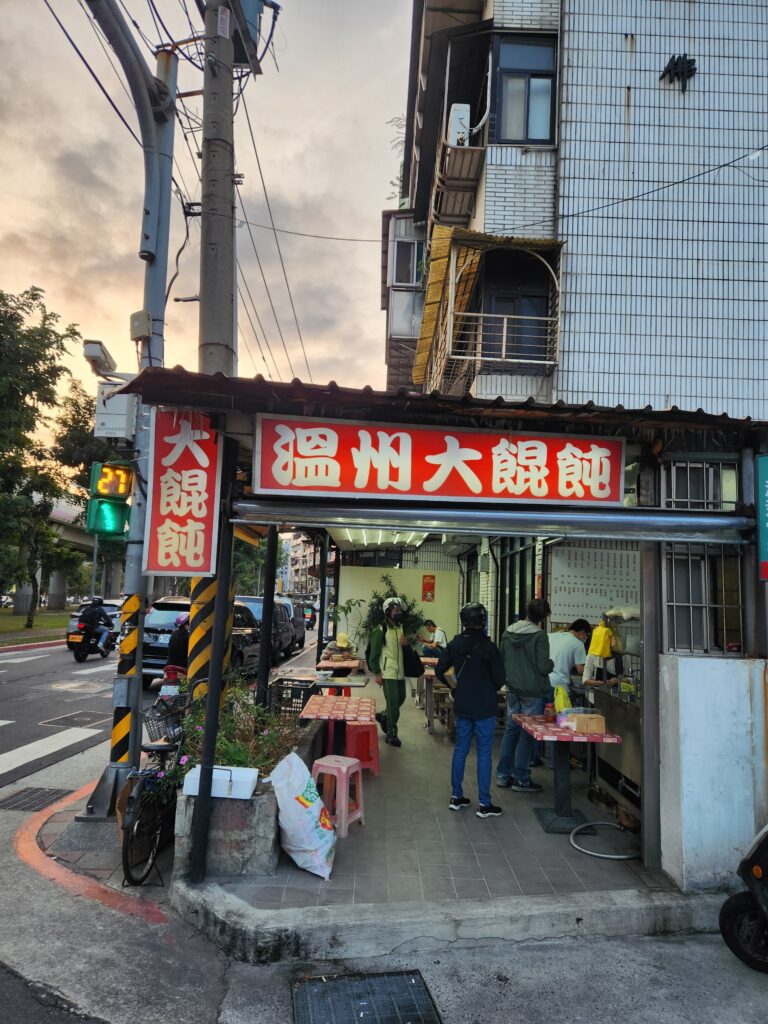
left=436, top=602, right=506, bottom=818
left=496, top=599, right=554, bottom=793
left=368, top=597, right=409, bottom=747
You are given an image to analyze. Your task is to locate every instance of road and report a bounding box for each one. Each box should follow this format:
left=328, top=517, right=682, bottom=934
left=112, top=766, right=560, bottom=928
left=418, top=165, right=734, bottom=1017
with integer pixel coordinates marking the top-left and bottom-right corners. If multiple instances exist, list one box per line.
left=0, top=638, right=319, bottom=789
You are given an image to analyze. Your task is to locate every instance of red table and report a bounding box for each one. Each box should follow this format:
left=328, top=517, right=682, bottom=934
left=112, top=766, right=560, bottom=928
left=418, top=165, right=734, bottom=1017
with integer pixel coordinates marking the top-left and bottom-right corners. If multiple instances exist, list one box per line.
left=301, top=695, right=377, bottom=754
left=512, top=714, right=622, bottom=835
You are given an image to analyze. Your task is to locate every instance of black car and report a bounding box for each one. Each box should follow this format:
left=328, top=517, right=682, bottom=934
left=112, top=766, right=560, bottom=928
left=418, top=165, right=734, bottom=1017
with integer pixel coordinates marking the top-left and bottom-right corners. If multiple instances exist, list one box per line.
left=236, top=595, right=294, bottom=662
left=66, top=598, right=123, bottom=652
left=141, top=596, right=260, bottom=688
left=277, top=595, right=306, bottom=651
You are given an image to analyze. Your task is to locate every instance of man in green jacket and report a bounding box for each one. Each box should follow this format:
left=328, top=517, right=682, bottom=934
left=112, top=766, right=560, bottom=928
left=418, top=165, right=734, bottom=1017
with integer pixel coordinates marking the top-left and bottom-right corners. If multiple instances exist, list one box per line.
left=367, top=597, right=408, bottom=747
left=496, top=599, right=554, bottom=793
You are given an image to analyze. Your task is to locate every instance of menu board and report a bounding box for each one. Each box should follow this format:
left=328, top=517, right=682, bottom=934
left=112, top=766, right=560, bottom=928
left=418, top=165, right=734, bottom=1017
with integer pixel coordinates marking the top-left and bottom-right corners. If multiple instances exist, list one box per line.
left=550, top=547, right=640, bottom=623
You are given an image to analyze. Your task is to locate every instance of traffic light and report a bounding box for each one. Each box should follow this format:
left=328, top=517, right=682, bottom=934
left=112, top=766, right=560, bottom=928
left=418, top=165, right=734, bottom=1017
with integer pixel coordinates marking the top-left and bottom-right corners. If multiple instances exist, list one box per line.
left=85, top=462, right=133, bottom=538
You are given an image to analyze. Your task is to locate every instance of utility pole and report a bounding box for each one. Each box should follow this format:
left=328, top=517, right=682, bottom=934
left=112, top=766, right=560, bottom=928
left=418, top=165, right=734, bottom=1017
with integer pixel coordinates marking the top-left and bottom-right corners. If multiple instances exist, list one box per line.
left=80, top=0, right=177, bottom=820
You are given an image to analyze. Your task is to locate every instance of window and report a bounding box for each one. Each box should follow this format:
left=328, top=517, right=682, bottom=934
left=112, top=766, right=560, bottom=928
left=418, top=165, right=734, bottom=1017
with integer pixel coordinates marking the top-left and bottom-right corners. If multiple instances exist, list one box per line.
left=663, top=460, right=739, bottom=511
left=497, top=37, right=556, bottom=144
left=664, top=544, right=743, bottom=654
left=393, top=240, right=424, bottom=286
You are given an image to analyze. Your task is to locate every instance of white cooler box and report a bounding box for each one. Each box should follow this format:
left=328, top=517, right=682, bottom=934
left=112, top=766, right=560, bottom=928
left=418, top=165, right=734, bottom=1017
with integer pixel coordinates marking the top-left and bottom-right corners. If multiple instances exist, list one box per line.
left=182, top=765, right=259, bottom=800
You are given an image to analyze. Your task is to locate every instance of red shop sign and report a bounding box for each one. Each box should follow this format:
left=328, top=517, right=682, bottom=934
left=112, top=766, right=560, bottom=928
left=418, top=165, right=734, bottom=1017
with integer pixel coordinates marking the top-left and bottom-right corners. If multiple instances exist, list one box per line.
left=144, top=410, right=223, bottom=576
left=254, top=415, right=624, bottom=505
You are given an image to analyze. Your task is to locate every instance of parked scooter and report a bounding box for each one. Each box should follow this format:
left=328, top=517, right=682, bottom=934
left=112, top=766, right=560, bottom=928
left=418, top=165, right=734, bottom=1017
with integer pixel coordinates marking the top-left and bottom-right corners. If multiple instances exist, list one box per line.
left=69, top=626, right=116, bottom=663
left=719, top=823, right=768, bottom=973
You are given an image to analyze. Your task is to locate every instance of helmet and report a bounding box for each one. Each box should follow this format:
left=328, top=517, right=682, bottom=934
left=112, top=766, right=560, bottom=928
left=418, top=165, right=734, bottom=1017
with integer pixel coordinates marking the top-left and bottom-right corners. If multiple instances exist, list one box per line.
left=90, top=597, right=104, bottom=607
left=460, top=602, right=487, bottom=630
left=335, top=632, right=351, bottom=649
left=175, top=612, right=190, bottom=628
left=382, top=597, right=403, bottom=614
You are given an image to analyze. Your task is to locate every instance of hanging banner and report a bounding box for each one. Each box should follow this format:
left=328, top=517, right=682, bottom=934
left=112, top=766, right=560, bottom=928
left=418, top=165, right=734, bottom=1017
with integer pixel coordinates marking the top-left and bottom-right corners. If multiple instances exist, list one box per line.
left=254, top=415, right=625, bottom=506
left=422, top=574, right=436, bottom=602
left=757, top=455, right=768, bottom=581
left=143, top=409, right=223, bottom=577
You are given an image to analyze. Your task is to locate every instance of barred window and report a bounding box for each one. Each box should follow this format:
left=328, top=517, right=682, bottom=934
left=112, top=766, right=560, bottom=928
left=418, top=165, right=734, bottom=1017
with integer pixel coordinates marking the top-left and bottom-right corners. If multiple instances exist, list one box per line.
left=663, top=460, right=739, bottom=511
left=664, top=544, right=743, bottom=654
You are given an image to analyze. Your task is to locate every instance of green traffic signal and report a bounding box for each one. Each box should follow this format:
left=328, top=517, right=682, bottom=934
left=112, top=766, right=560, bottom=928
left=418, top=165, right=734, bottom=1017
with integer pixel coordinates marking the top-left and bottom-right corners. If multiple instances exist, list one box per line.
left=86, top=497, right=130, bottom=537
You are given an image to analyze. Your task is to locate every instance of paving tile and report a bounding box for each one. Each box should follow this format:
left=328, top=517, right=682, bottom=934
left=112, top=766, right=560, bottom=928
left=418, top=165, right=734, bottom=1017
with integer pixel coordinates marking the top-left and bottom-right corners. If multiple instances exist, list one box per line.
left=454, top=877, right=490, bottom=900
left=354, top=889, right=389, bottom=904
left=388, top=875, right=424, bottom=901
left=450, top=861, right=484, bottom=879
left=239, top=886, right=286, bottom=904
left=387, top=852, right=419, bottom=875
left=50, top=851, right=83, bottom=864
left=284, top=873, right=322, bottom=892
left=76, top=851, right=122, bottom=869
left=486, top=877, right=524, bottom=897
left=516, top=879, right=556, bottom=896
left=422, top=879, right=456, bottom=901
left=280, top=892, right=318, bottom=908
left=317, top=889, right=354, bottom=906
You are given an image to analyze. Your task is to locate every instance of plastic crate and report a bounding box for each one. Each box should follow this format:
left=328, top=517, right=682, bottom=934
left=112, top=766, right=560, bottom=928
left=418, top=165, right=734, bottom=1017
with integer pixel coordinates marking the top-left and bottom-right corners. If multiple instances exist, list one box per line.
left=268, top=679, right=317, bottom=720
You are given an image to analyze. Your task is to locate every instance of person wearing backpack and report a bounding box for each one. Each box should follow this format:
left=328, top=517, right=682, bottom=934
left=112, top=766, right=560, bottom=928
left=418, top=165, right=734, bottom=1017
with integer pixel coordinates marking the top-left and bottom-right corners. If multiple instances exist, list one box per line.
left=496, top=598, right=554, bottom=793
left=436, top=603, right=506, bottom=818
left=367, top=597, right=409, bottom=747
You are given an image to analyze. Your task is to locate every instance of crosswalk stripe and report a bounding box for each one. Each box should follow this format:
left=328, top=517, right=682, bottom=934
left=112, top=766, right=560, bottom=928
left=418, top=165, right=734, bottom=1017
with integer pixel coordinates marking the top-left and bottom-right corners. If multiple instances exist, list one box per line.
left=0, top=727, right=102, bottom=776
left=0, top=721, right=13, bottom=728
left=0, top=654, right=51, bottom=665
left=72, top=665, right=115, bottom=675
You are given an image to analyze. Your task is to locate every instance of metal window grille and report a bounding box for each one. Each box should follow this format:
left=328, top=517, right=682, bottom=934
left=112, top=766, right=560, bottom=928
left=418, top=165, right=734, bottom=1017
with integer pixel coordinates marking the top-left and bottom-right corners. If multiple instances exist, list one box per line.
left=662, top=460, right=739, bottom=511
left=663, top=543, right=743, bottom=655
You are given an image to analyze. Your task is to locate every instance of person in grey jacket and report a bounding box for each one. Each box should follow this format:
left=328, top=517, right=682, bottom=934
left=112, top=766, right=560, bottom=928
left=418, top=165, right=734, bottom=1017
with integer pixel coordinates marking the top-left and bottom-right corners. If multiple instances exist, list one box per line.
left=495, top=599, right=554, bottom=793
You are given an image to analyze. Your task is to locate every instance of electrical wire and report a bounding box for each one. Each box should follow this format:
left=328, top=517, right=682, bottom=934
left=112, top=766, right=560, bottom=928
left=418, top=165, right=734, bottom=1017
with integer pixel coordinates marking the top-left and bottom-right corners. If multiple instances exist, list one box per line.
left=147, top=0, right=205, bottom=70
left=165, top=191, right=192, bottom=303
left=78, top=0, right=134, bottom=110
left=115, top=0, right=157, bottom=55
left=44, top=0, right=141, bottom=147
left=241, top=93, right=312, bottom=381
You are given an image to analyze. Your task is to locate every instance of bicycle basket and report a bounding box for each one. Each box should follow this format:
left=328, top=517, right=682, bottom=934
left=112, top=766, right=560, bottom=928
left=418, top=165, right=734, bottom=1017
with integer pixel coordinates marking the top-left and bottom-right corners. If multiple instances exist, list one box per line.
left=142, top=702, right=184, bottom=743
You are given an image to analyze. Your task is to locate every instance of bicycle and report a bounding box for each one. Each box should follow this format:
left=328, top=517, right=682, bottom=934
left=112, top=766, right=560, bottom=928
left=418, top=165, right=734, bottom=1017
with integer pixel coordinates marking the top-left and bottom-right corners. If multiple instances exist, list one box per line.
left=120, top=693, right=189, bottom=886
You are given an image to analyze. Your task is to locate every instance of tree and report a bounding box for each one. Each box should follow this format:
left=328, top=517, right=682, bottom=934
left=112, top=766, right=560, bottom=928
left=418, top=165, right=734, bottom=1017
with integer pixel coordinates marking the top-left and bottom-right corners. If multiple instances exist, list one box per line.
left=52, top=380, right=119, bottom=496
left=0, top=288, right=75, bottom=625
left=232, top=536, right=289, bottom=594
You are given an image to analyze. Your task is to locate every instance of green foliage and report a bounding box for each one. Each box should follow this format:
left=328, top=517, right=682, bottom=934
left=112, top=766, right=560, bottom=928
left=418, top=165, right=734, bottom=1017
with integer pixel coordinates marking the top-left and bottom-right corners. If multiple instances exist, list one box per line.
left=331, top=597, right=367, bottom=645
left=360, top=573, right=425, bottom=642
left=232, top=536, right=289, bottom=594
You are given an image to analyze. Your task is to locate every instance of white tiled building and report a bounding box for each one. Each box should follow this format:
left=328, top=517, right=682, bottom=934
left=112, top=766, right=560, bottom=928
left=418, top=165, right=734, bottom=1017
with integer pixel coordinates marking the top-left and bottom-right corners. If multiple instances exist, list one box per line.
left=387, top=0, right=768, bottom=416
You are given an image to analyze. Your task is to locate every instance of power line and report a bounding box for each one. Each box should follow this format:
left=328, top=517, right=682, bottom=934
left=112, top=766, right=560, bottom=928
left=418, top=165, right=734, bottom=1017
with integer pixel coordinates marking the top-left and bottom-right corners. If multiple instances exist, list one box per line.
left=241, top=93, right=312, bottom=381
left=44, top=0, right=141, bottom=147
left=78, top=0, right=134, bottom=110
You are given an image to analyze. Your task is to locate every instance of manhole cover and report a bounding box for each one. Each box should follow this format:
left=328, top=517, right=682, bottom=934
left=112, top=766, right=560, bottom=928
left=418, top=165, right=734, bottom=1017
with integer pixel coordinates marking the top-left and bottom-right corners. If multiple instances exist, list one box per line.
left=41, top=711, right=112, bottom=728
left=0, top=787, right=73, bottom=811
left=292, top=972, right=442, bottom=1024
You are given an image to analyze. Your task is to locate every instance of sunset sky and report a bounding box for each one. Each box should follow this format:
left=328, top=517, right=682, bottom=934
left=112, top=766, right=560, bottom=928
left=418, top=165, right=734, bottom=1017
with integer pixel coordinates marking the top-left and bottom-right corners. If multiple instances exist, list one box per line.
left=1, top=1, right=411, bottom=396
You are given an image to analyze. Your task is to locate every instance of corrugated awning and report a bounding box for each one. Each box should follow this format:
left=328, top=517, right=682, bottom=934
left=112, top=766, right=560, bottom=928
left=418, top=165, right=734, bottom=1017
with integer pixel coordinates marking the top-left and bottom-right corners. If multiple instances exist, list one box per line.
left=412, top=227, right=562, bottom=385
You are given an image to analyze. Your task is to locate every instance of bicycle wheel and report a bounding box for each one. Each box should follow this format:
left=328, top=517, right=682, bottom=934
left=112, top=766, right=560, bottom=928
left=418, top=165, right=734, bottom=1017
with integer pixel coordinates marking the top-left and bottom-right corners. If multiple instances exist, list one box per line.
left=122, top=780, right=165, bottom=886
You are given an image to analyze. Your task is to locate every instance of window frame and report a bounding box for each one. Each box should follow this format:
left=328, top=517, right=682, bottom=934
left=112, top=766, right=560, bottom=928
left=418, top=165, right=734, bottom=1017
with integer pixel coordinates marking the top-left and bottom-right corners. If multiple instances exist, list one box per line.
left=662, top=542, right=744, bottom=656
left=392, top=239, right=425, bottom=288
left=493, top=34, right=557, bottom=146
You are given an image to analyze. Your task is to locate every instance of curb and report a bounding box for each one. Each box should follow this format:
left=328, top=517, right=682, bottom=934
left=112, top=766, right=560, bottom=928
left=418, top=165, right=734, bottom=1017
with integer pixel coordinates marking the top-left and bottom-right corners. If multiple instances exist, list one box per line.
left=170, top=878, right=721, bottom=964
left=0, top=638, right=67, bottom=653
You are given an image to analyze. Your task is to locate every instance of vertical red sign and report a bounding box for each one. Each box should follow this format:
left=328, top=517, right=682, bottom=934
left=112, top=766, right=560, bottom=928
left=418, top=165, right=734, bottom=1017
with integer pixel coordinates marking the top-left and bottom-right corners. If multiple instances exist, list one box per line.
left=143, top=410, right=223, bottom=577
left=422, top=574, right=436, bottom=603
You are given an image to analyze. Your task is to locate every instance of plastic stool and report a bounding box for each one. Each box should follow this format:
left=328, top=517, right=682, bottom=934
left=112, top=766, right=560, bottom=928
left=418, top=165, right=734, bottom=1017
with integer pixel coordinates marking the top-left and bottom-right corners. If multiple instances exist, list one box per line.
left=311, top=755, right=364, bottom=838
left=344, top=723, right=380, bottom=776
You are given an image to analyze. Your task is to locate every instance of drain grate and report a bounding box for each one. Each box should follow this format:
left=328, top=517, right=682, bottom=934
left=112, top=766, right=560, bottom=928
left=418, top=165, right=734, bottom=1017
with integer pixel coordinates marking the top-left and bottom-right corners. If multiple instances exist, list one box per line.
left=40, top=711, right=112, bottom=728
left=292, top=971, right=442, bottom=1024
left=0, top=787, right=73, bottom=812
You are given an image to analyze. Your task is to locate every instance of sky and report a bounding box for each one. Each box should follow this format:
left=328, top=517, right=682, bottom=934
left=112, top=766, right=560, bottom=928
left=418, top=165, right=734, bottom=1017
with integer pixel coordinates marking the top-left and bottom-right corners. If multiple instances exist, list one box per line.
left=0, top=1, right=412, bottom=397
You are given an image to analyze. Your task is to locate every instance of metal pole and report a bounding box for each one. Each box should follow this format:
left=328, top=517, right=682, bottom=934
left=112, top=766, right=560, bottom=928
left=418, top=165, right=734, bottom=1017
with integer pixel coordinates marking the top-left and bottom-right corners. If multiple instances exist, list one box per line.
left=188, top=439, right=237, bottom=883
left=315, top=533, right=329, bottom=665
left=256, top=525, right=279, bottom=706
left=77, top=26, right=177, bottom=820
left=641, top=541, right=661, bottom=868
left=331, top=543, right=341, bottom=640
left=90, top=535, right=99, bottom=597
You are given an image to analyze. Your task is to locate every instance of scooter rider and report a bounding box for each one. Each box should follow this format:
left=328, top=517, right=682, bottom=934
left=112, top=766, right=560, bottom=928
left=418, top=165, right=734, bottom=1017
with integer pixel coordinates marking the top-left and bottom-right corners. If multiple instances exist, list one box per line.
left=79, top=597, right=113, bottom=652
left=167, top=612, right=190, bottom=672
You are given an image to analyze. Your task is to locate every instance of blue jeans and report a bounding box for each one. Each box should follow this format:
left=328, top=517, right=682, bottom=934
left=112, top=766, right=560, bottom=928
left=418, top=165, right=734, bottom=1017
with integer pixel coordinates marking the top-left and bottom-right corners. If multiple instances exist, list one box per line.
left=451, top=714, right=496, bottom=807
left=93, top=624, right=110, bottom=647
left=496, top=693, right=546, bottom=785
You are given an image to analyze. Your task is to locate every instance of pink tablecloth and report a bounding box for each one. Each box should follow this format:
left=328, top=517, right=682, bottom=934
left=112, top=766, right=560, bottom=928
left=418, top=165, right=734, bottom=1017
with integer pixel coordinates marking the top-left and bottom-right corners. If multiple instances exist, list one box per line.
left=301, top=695, right=376, bottom=724
left=512, top=714, right=622, bottom=744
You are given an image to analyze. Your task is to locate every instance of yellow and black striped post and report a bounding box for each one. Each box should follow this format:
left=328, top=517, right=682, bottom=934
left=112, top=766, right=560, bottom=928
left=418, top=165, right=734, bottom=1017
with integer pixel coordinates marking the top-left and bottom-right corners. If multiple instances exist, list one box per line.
left=189, top=576, right=217, bottom=700
left=110, top=706, right=131, bottom=764
left=118, top=592, right=140, bottom=677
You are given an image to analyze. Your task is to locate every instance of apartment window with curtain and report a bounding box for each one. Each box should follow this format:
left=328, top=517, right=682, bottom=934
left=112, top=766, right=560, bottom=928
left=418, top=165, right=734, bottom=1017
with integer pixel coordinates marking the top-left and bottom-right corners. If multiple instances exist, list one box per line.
left=496, top=37, right=556, bottom=144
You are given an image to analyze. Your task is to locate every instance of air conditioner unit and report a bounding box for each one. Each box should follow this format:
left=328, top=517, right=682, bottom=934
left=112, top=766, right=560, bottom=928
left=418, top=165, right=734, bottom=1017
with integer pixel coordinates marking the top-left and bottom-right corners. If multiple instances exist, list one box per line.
left=447, top=103, right=471, bottom=146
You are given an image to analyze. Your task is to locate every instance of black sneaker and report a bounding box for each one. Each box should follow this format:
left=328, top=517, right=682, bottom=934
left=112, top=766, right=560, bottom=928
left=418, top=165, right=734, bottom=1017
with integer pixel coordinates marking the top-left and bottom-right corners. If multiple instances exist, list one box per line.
left=476, top=803, right=503, bottom=818
left=495, top=778, right=513, bottom=789
left=375, top=711, right=388, bottom=735
left=510, top=779, right=543, bottom=793
left=387, top=736, right=402, bottom=747
left=449, top=796, right=471, bottom=811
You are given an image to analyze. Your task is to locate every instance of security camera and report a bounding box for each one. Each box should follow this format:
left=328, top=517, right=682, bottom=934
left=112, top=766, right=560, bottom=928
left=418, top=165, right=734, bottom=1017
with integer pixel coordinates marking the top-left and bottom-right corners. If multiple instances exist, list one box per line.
left=83, top=339, right=117, bottom=376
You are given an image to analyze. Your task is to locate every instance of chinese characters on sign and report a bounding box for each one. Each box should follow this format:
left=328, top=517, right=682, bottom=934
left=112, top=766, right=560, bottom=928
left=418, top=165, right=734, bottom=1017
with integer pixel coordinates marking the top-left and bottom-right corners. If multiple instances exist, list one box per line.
left=659, top=54, right=696, bottom=93
left=144, top=410, right=223, bottom=576
left=255, top=416, right=624, bottom=505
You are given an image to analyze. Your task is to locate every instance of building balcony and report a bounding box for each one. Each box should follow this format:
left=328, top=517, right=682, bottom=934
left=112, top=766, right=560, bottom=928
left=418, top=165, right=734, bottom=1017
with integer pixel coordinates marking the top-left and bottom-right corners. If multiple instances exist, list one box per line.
left=430, top=139, right=486, bottom=229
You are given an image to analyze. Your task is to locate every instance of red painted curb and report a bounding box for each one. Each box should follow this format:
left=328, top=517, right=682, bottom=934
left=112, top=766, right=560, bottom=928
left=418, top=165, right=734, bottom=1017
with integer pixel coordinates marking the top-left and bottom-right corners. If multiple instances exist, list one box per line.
left=0, top=638, right=67, bottom=654
left=13, top=781, right=169, bottom=926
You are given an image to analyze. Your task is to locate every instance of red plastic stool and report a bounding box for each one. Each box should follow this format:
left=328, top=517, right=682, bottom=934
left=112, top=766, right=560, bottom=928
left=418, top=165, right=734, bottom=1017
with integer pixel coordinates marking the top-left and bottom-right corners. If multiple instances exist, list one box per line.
left=344, top=723, right=380, bottom=776
left=311, top=755, right=364, bottom=838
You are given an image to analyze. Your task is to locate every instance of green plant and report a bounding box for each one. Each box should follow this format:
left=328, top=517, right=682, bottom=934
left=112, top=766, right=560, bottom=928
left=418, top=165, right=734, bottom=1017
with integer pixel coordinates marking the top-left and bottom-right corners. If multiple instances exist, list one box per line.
left=360, top=573, right=425, bottom=643
left=330, top=597, right=367, bottom=645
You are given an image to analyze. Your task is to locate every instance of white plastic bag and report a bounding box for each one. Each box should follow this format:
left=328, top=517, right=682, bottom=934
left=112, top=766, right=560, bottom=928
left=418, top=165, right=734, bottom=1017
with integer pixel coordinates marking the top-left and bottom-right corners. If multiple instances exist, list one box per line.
left=271, top=752, right=336, bottom=879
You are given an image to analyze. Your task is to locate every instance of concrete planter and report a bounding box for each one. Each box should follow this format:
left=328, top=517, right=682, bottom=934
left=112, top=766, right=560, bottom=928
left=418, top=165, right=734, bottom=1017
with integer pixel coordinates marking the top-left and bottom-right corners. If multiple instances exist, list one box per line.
left=173, top=720, right=325, bottom=879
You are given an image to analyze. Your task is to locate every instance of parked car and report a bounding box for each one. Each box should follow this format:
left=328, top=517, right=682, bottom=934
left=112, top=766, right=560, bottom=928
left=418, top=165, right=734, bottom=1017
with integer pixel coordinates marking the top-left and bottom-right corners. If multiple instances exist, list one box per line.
left=66, top=598, right=123, bottom=652
left=236, top=595, right=294, bottom=662
left=276, top=595, right=306, bottom=651
left=141, top=596, right=260, bottom=688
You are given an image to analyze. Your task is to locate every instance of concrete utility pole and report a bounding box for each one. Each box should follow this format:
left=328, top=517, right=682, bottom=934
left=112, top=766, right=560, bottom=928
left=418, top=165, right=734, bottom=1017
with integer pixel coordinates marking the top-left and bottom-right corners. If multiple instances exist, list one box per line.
left=81, top=0, right=177, bottom=820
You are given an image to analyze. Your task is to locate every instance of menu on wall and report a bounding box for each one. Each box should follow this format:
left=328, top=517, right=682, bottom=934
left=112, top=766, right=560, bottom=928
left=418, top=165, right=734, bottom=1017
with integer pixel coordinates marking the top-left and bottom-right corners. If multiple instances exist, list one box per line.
left=549, top=547, right=640, bottom=624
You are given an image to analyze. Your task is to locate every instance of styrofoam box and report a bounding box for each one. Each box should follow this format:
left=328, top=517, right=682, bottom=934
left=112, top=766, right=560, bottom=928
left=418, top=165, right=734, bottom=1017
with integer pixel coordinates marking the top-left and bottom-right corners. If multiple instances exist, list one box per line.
left=182, top=765, right=259, bottom=800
